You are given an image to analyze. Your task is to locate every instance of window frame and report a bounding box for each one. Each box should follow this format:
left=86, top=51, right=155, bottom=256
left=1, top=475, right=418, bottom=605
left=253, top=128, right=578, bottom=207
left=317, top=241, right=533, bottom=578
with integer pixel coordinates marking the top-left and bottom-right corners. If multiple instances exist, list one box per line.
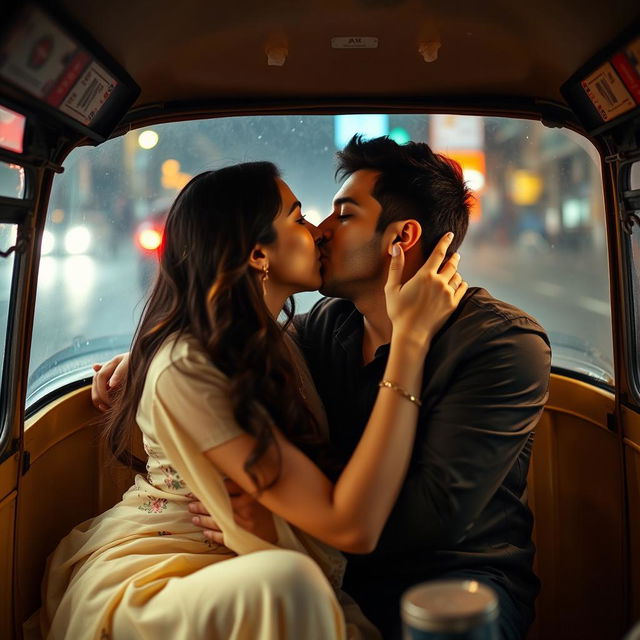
left=0, top=197, right=35, bottom=461
left=619, top=155, right=640, bottom=407
left=0, top=109, right=41, bottom=459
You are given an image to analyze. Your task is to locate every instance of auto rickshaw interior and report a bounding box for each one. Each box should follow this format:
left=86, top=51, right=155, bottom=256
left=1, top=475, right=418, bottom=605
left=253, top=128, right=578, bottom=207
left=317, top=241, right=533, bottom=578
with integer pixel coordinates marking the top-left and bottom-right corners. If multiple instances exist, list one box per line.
left=1, top=2, right=640, bottom=639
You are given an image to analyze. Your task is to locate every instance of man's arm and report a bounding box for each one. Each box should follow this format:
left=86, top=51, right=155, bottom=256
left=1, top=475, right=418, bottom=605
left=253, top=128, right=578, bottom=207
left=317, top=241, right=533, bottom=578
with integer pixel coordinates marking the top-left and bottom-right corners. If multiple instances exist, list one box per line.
left=375, top=328, right=551, bottom=552
left=91, top=352, right=129, bottom=410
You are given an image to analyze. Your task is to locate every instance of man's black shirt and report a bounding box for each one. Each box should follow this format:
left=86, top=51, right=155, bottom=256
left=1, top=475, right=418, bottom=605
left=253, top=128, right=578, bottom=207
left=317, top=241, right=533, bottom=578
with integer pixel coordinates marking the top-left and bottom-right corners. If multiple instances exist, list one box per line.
left=293, top=288, right=551, bottom=638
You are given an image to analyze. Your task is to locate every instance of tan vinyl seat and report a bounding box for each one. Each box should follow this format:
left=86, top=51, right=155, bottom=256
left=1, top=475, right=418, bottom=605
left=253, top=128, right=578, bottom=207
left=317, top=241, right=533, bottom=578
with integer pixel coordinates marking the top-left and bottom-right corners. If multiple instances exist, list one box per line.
left=14, top=375, right=625, bottom=640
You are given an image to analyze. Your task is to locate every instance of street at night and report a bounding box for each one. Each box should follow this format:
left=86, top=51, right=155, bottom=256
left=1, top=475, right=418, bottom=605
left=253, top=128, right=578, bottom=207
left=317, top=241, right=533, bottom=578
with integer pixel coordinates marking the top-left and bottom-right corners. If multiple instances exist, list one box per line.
left=24, top=235, right=613, bottom=402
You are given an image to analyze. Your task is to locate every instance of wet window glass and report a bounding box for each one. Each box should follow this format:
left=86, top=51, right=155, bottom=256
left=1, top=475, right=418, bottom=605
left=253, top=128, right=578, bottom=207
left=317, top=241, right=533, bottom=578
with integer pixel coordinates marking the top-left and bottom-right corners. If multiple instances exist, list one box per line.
left=27, top=115, right=612, bottom=407
left=0, top=160, right=25, bottom=199
left=631, top=161, right=640, bottom=190
left=629, top=161, right=640, bottom=399
left=0, top=224, right=17, bottom=388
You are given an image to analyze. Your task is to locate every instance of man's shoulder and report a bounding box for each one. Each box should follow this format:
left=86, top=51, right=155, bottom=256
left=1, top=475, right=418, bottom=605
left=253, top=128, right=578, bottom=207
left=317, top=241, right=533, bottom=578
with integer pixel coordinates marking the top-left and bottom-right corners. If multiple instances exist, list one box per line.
left=456, top=287, right=548, bottom=338
left=428, top=288, right=551, bottom=396
left=462, top=287, right=537, bottom=321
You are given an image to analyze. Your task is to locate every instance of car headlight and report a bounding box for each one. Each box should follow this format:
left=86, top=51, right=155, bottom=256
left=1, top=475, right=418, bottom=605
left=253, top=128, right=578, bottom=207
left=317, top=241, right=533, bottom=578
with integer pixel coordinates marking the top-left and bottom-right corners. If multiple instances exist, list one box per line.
left=64, top=226, right=91, bottom=255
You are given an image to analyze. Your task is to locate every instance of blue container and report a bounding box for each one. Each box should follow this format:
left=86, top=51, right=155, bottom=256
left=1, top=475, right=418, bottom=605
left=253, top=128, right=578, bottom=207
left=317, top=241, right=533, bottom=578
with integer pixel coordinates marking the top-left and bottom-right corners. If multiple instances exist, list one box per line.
left=401, top=580, right=500, bottom=640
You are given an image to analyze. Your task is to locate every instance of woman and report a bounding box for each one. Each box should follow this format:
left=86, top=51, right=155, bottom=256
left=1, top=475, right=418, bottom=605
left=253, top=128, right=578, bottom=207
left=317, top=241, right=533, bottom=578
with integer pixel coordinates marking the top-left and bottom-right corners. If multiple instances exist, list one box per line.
left=42, top=162, right=466, bottom=639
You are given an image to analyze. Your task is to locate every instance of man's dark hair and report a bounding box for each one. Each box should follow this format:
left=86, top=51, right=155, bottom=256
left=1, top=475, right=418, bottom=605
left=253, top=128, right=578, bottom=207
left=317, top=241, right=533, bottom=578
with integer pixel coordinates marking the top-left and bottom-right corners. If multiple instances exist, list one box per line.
left=336, top=134, right=472, bottom=257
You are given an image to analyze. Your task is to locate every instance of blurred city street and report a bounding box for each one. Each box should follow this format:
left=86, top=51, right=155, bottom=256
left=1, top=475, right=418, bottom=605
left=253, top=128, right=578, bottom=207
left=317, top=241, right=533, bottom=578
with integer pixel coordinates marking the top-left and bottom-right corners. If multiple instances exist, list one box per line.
left=21, top=238, right=613, bottom=385
left=14, top=113, right=614, bottom=391
left=28, top=246, right=146, bottom=376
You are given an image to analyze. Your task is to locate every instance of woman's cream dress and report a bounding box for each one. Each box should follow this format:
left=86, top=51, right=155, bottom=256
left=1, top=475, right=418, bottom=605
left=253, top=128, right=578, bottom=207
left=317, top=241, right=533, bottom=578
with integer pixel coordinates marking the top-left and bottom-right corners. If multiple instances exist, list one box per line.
left=41, top=333, right=381, bottom=640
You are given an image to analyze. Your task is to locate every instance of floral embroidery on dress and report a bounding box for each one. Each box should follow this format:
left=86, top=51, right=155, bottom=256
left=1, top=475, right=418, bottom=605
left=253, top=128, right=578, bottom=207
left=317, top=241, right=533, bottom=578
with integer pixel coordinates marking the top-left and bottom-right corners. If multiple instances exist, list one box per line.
left=144, top=440, right=157, bottom=485
left=143, top=439, right=157, bottom=458
left=201, top=535, right=228, bottom=552
left=138, top=496, right=168, bottom=513
left=160, top=465, right=186, bottom=490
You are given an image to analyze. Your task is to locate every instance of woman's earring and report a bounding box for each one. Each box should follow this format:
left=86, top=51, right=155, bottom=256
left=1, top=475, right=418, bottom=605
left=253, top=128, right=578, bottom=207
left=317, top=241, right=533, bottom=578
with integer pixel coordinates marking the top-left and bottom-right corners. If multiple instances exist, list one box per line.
left=262, top=264, right=269, bottom=296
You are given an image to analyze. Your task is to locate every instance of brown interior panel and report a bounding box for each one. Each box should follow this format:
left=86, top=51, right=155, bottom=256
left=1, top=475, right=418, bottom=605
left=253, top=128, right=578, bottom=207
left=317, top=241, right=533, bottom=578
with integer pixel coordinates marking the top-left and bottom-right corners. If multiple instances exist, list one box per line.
left=0, top=452, right=19, bottom=503
left=527, top=375, right=621, bottom=640
left=16, top=389, right=134, bottom=629
left=0, top=449, right=19, bottom=639
left=1, top=491, right=17, bottom=640
left=623, top=405, right=640, bottom=625
left=15, top=375, right=623, bottom=639
left=626, top=443, right=640, bottom=625
left=17, top=425, right=98, bottom=627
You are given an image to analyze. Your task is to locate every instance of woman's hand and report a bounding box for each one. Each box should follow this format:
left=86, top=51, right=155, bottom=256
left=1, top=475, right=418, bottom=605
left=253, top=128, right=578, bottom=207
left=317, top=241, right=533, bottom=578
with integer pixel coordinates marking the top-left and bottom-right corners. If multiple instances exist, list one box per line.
left=385, top=232, right=467, bottom=350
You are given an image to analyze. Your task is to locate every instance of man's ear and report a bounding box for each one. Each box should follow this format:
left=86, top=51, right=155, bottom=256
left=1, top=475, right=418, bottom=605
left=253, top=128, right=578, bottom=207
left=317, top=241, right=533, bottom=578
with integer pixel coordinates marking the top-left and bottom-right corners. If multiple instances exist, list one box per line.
left=248, top=246, right=268, bottom=273
left=384, top=220, right=422, bottom=255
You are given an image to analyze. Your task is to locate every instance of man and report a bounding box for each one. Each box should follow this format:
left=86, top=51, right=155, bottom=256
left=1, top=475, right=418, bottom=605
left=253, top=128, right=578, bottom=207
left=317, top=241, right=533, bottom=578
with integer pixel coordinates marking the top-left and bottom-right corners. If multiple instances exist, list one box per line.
left=93, top=135, right=550, bottom=639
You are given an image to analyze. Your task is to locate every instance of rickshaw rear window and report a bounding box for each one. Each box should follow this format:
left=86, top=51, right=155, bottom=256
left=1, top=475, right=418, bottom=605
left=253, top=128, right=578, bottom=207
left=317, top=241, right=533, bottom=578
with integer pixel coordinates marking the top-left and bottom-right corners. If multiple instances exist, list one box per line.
left=632, top=234, right=640, bottom=390
left=629, top=160, right=640, bottom=400
left=0, top=224, right=17, bottom=386
left=26, top=114, right=613, bottom=408
left=631, top=162, right=640, bottom=190
left=0, top=161, right=25, bottom=199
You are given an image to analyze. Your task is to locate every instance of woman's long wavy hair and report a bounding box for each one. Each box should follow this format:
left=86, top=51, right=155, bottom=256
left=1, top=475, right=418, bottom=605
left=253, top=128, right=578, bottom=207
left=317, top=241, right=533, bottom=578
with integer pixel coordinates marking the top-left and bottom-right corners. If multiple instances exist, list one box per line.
left=103, top=162, right=326, bottom=490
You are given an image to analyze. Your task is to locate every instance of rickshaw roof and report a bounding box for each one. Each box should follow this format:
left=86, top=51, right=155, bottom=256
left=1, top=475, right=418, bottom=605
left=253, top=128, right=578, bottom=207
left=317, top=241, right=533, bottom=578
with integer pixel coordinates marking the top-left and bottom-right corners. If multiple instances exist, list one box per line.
left=57, top=0, right=640, bottom=114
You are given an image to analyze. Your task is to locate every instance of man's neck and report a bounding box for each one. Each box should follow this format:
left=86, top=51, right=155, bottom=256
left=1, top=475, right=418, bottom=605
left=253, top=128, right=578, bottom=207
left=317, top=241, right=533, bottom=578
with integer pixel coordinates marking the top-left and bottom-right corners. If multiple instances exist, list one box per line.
left=352, top=251, right=423, bottom=365
left=353, top=289, right=392, bottom=365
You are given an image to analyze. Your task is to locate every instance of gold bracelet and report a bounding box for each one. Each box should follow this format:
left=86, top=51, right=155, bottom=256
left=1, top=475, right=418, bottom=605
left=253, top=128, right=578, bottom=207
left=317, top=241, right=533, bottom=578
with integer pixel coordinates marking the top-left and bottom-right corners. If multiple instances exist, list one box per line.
left=378, top=379, right=422, bottom=407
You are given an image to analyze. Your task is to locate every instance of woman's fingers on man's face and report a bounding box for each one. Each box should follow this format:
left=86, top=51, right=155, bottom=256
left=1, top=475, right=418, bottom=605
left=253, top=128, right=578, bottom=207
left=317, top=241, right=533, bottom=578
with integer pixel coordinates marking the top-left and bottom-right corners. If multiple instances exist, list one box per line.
left=438, top=252, right=460, bottom=280
left=448, top=272, right=463, bottom=290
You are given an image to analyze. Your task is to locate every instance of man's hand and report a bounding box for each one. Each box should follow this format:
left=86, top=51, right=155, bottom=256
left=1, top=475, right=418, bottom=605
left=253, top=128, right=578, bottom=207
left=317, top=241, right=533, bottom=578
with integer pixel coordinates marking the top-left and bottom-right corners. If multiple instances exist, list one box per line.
left=188, top=479, right=278, bottom=545
left=91, top=352, right=130, bottom=411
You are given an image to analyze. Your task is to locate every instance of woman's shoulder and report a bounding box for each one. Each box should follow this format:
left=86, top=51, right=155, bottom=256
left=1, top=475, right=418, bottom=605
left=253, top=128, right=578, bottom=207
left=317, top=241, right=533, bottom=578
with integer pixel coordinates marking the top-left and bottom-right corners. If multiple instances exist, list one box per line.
left=137, top=333, right=243, bottom=450
left=147, top=333, right=228, bottom=390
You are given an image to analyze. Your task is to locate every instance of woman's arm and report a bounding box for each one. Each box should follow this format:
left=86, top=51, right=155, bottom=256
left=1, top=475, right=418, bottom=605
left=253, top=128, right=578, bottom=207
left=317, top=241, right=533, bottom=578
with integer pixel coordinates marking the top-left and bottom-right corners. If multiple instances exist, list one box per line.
left=204, top=338, right=421, bottom=553
left=204, top=234, right=466, bottom=553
